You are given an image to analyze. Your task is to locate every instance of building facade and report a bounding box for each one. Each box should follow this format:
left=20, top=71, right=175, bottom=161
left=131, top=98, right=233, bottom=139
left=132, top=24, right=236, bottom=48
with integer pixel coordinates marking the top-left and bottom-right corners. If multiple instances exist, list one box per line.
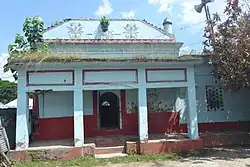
left=12, top=18, right=250, bottom=151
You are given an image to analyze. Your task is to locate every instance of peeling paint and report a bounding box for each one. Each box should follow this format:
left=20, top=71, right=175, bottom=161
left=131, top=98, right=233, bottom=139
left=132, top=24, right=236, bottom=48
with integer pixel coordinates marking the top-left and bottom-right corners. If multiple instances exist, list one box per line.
left=16, top=142, right=28, bottom=149
left=74, top=138, right=80, bottom=144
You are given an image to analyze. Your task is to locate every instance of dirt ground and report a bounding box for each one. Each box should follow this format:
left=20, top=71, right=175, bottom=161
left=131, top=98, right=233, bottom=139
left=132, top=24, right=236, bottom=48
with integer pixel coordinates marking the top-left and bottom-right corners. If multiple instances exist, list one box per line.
left=106, top=146, right=250, bottom=167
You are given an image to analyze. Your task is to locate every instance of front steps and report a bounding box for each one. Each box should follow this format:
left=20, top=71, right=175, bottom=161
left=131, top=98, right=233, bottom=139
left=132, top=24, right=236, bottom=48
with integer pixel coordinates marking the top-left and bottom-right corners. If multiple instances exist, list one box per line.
left=95, top=153, right=128, bottom=158
left=95, top=146, right=127, bottom=158
left=95, top=146, right=125, bottom=154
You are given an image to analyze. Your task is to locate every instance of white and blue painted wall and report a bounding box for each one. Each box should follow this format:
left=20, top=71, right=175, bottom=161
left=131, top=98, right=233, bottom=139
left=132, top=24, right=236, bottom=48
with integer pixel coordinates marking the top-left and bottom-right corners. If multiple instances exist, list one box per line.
left=32, top=58, right=250, bottom=139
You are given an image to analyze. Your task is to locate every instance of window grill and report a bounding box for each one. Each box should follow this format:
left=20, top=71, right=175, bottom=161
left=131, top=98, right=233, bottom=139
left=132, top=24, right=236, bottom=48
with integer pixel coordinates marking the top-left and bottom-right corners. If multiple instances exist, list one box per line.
left=205, top=85, right=224, bottom=112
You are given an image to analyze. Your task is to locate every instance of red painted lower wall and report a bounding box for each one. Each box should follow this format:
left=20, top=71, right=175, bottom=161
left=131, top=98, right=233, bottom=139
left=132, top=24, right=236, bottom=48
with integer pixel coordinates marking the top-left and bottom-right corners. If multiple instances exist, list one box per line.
left=148, top=112, right=187, bottom=134
left=37, top=90, right=138, bottom=141
left=148, top=111, right=250, bottom=134
left=35, top=90, right=250, bottom=141
left=122, top=113, right=138, bottom=135
left=37, top=115, right=138, bottom=140
left=38, top=117, right=74, bottom=140
left=37, top=114, right=250, bottom=141
left=198, top=121, right=250, bottom=133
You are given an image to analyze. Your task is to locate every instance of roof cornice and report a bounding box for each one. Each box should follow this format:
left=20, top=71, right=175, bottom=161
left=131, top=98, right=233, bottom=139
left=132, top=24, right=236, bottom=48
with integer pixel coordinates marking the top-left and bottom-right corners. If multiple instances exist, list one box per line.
left=42, top=38, right=182, bottom=44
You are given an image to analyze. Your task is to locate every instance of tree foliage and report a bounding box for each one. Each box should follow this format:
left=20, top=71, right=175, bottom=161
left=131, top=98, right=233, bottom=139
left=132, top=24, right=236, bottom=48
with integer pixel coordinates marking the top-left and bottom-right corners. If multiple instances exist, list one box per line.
left=4, top=16, right=46, bottom=80
left=204, top=0, right=250, bottom=91
left=0, top=79, right=17, bottom=104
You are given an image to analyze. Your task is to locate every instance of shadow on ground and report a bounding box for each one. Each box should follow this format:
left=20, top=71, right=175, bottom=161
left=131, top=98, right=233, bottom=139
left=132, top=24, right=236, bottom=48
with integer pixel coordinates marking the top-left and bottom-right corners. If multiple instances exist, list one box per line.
left=178, top=145, right=250, bottom=164
left=151, top=161, right=166, bottom=167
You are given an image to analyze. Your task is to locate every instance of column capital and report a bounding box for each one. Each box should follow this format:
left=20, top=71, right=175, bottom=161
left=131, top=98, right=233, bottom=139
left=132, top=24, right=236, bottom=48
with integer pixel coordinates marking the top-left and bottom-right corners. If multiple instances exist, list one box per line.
left=74, top=68, right=83, bottom=90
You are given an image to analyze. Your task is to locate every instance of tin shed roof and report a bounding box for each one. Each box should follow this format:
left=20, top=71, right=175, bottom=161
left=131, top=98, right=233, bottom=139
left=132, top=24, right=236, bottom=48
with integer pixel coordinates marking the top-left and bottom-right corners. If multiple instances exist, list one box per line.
left=0, top=99, right=33, bottom=109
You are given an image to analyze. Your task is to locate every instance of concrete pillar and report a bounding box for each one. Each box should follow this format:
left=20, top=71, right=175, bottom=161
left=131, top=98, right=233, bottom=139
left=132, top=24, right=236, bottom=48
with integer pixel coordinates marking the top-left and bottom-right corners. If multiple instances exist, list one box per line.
left=138, top=68, right=148, bottom=141
left=73, top=68, right=84, bottom=147
left=74, top=89, right=84, bottom=147
left=16, top=71, right=29, bottom=150
left=187, top=67, right=199, bottom=139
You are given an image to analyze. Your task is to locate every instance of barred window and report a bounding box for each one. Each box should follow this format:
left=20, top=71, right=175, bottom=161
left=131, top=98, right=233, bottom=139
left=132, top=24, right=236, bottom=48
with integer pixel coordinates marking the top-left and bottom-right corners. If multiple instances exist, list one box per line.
left=205, top=85, right=224, bottom=111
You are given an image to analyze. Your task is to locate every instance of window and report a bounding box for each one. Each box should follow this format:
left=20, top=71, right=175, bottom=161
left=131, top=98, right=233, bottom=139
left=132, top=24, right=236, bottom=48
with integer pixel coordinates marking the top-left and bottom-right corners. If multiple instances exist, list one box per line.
left=205, top=85, right=224, bottom=111
left=125, top=89, right=138, bottom=114
left=147, top=88, right=177, bottom=112
left=125, top=88, right=181, bottom=113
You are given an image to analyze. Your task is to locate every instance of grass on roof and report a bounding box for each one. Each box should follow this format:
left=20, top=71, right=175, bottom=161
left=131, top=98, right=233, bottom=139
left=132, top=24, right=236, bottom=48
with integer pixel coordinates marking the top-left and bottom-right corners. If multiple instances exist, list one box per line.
left=7, top=52, right=203, bottom=65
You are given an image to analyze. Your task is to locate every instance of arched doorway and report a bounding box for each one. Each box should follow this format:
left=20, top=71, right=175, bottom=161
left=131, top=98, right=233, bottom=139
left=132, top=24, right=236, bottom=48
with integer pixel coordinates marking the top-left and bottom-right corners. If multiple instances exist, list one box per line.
left=99, top=92, right=120, bottom=129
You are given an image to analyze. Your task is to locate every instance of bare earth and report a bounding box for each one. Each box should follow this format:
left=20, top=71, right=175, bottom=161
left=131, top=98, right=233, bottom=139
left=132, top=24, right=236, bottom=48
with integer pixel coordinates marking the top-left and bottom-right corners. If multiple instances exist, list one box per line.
left=107, top=146, right=250, bottom=167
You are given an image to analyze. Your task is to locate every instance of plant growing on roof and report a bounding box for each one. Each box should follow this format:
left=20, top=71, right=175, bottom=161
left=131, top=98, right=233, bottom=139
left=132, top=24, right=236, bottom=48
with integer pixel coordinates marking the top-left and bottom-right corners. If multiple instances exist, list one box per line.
left=4, top=16, right=47, bottom=80
left=23, top=16, right=44, bottom=51
left=100, top=16, right=110, bottom=32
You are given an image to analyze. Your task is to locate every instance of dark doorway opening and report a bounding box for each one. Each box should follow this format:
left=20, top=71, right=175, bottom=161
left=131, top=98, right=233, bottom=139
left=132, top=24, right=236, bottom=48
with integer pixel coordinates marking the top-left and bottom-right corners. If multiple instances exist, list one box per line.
left=99, top=92, right=120, bottom=129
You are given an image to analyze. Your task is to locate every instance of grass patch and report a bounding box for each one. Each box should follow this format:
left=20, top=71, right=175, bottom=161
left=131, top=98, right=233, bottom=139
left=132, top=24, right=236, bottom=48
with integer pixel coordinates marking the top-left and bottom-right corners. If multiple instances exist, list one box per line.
left=14, top=150, right=207, bottom=167
left=6, top=52, right=203, bottom=65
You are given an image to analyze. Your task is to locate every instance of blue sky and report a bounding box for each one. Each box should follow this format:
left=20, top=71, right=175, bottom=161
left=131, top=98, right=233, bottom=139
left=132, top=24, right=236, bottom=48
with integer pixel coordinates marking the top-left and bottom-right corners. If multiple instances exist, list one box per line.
left=0, top=0, right=227, bottom=81
left=0, top=0, right=228, bottom=53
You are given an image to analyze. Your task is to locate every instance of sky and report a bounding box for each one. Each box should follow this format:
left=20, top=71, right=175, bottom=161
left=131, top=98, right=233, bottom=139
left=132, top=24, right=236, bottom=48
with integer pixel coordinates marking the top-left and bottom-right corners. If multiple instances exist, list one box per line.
left=0, top=0, right=230, bottom=81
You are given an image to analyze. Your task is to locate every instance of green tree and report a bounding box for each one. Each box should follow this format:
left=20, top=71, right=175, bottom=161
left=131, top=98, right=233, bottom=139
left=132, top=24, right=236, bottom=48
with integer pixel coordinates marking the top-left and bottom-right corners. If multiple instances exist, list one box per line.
left=0, top=79, right=17, bottom=104
left=204, top=0, right=250, bottom=90
left=4, top=16, right=45, bottom=80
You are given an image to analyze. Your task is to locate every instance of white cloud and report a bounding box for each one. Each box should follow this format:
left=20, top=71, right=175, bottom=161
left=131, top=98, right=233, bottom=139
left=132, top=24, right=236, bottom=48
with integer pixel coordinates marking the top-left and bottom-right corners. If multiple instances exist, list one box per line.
left=0, top=53, right=14, bottom=82
left=179, top=0, right=226, bottom=25
left=121, top=10, right=135, bottom=19
left=178, top=0, right=250, bottom=32
left=148, top=0, right=175, bottom=13
left=95, top=0, right=113, bottom=17
left=148, top=0, right=228, bottom=32
left=148, top=0, right=227, bottom=24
